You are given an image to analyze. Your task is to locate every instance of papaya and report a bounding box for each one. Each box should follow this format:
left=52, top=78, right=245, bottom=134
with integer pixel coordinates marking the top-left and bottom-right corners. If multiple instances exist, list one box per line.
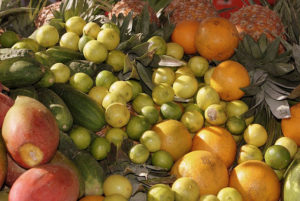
left=0, top=137, right=7, bottom=189
left=5, top=154, right=26, bottom=187
left=0, top=93, right=14, bottom=128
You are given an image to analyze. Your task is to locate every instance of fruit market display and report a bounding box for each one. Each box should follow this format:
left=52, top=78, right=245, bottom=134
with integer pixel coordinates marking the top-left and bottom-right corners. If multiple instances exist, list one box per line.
left=2, top=0, right=300, bottom=201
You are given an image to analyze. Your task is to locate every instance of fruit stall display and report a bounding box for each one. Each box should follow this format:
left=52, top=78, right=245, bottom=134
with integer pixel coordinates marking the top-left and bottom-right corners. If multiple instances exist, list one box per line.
left=1, top=0, right=300, bottom=201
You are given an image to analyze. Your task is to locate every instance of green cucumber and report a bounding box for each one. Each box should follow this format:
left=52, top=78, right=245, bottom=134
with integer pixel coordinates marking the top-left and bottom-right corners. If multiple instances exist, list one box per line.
left=37, top=87, right=73, bottom=132
left=35, top=51, right=57, bottom=67
left=51, top=83, right=106, bottom=132
left=0, top=58, right=45, bottom=88
left=46, top=46, right=84, bottom=63
left=9, top=86, right=38, bottom=100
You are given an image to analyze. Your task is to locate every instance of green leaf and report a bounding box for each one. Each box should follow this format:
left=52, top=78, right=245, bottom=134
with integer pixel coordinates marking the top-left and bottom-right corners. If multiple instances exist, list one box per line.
left=292, top=44, right=300, bottom=73
left=130, top=42, right=151, bottom=57
left=149, top=55, right=186, bottom=68
left=136, top=62, right=154, bottom=90
left=118, top=33, right=143, bottom=51
left=269, top=76, right=300, bottom=89
left=258, top=34, right=268, bottom=54
left=261, top=62, right=294, bottom=77
left=262, top=38, right=280, bottom=63
left=264, top=93, right=291, bottom=119
left=245, top=35, right=263, bottom=59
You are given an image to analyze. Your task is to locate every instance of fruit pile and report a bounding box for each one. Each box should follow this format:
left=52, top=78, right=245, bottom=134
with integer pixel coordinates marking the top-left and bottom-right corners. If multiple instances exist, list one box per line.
left=1, top=0, right=300, bottom=201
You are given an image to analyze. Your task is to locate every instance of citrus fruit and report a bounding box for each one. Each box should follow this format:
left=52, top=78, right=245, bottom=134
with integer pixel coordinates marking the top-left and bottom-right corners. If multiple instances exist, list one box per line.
left=132, top=93, right=155, bottom=114
left=126, top=80, right=142, bottom=99
left=83, top=40, right=108, bottom=63
left=195, top=17, right=239, bottom=61
left=171, top=150, right=229, bottom=195
left=172, top=177, right=200, bottom=201
left=105, top=103, right=130, bottom=128
left=0, top=31, right=19, bottom=47
left=210, top=60, right=250, bottom=101
left=50, top=63, right=71, bottom=83
left=69, top=126, right=91, bottom=150
left=78, top=35, right=93, bottom=52
left=243, top=124, right=268, bottom=147
left=69, top=72, right=93, bottom=93
left=109, top=81, right=133, bottom=102
left=175, top=66, right=194, bottom=78
left=152, top=67, right=176, bottom=86
left=152, top=120, right=192, bottom=161
left=171, top=20, right=199, bottom=54
left=147, top=184, right=175, bottom=201
left=281, top=102, right=300, bottom=146
left=184, top=103, right=203, bottom=114
left=97, top=28, right=120, bottom=50
left=79, top=195, right=105, bottom=201
left=88, top=86, right=109, bottom=106
left=204, top=104, right=227, bottom=126
left=60, top=32, right=80, bottom=51
left=160, top=101, right=183, bottom=120
left=36, top=25, right=59, bottom=47
left=229, top=160, right=280, bottom=201
left=187, top=56, right=209, bottom=77
left=147, top=36, right=167, bottom=55
left=141, top=105, right=159, bottom=125
left=12, top=38, right=39, bottom=52
left=103, top=174, right=132, bottom=199
left=225, top=116, right=246, bottom=135
left=232, top=134, right=243, bottom=143
left=101, top=22, right=120, bottom=35
left=140, top=130, right=161, bottom=152
left=196, top=86, right=220, bottom=111
left=217, top=187, right=243, bottom=201
left=102, top=92, right=127, bottom=109
left=105, top=128, right=127, bottom=149
left=226, top=100, right=249, bottom=118
left=103, top=195, right=127, bottom=201
left=95, top=70, right=118, bottom=89
left=274, top=168, right=285, bottom=181
left=166, top=42, right=184, bottom=60
left=204, top=67, right=215, bottom=85
left=181, top=110, right=204, bottom=133
left=65, top=16, right=86, bottom=36
left=106, top=50, right=125, bottom=72
left=199, top=195, right=220, bottom=201
left=126, top=115, right=151, bottom=140
left=83, top=22, right=101, bottom=39
left=275, top=136, right=298, bottom=158
left=173, top=75, right=198, bottom=99
left=237, top=144, right=263, bottom=164
left=192, top=126, right=236, bottom=168
left=90, top=137, right=111, bottom=160
left=129, top=144, right=150, bottom=164
left=152, top=83, right=175, bottom=105
left=264, top=145, right=291, bottom=170
left=151, top=150, right=174, bottom=171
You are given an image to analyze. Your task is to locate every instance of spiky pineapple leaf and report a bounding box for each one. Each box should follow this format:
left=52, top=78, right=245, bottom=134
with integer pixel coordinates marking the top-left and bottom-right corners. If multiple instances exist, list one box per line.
left=288, top=84, right=300, bottom=99
left=264, top=93, right=290, bottom=119
left=292, top=44, right=300, bottom=73
left=263, top=80, right=289, bottom=101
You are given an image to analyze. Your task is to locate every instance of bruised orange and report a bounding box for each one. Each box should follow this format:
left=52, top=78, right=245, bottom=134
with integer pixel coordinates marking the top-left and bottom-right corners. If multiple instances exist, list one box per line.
left=210, top=60, right=250, bottom=101
left=171, top=20, right=200, bottom=54
left=281, top=103, right=300, bottom=146
left=79, top=195, right=105, bottom=201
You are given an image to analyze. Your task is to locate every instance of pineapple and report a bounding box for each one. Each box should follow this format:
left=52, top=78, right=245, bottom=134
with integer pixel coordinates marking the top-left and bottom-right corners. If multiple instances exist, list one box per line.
left=35, top=1, right=61, bottom=28
left=164, top=0, right=219, bottom=24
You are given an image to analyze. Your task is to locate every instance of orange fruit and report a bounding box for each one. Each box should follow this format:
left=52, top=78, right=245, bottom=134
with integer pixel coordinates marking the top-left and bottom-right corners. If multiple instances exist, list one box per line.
left=191, top=126, right=236, bottom=168
left=229, top=160, right=281, bottom=201
left=195, top=17, right=239, bottom=61
left=281, top=102, right=300, bottom=146
left=171, top=150, right=229, bottom=195
left=152, top=120, right=192, bottom=161
left=79, top=195, right=105, bottom=201
left=210, top=60, right=250, bottom=101
left=171, top=20, right=200, bottom=54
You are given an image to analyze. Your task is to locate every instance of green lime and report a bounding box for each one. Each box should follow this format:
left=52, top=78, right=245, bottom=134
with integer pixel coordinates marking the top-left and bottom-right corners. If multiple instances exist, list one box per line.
left=173, top=75, right=198, bottom=99
left=140, top=130, right=161, bottom=152
left=147, top=36, right=167, bottom=55
left=199, top=194, right=220, bottom=201
left=226, top=100, right=249, bottom=118
left=187, top=56, right=209, bottom=77
left=141, top=105, right=159, bottom=125
left=273, top=168, right=285, bottom=181
left=126, top=115, right=151, bottom=140
left=232, top=134, right=243, bottom=144
left=101, top=22, right=120, bottom=35
left=102, top=92, right=127, bottom=109
left=105, top=128, right=128, bottom=149
left=204, top=67, right=216, bottom=85
left=132, top=93, right=155, bottom=114
left=109, top=80, right=133, bottom=102
left=275, top=137, right=298, bottom=158
left=83, top=22, right=101, bottom=39
left=226, top=116, right=246, bottom=135
left=147, top=184, right=175, bottom=201
left=151, top=150, right=174, bottom=171
left=152, top=67, right=176, bottom=86
left=217, top=187, right=243, bottom=201
left=50, top=63, right=71, bottom=83
left=243, top=124, right=268, bottom=147
left=95, top=70, right=118, bottom=89
left=166, top=42, right=184, bottom=60
left=83, top=40, right=108, bottom=63
left=264, top=145, right=291, bottom=170
left=69, top=72, right=94, bottom=93
left=88, top=86, right=109, bottom=106
left=60, top=32, right=80, bottom=51
left=97, top=28, right=120, bottom=50
left=65, top=16, right=86, bottom=36
left=129, top=144, right=150, bottom=164
left=0, top=30, right=19, bottom=47
left=175, top=66, right=194, bottom=78
left=106, top=50, right=125, bottom=72
left=12, top=38, right=39, bottom=52
left=204, top=104, right=227, bottom=126
left=103, top=174, right=132, bottom=199
left=196, top=86, right=220, bottom=111
left=237, top=144, right=263, bottom=164
left=181, top=110, right=204, bottom=133
left=160, top=101, right=183, bottom=120
left=90, top=137, right=111, bottom=160
left=69, top=126, right=91, bottom=150
left=126, top=80, right=142, bottom=99
left=172, top=177, right=200, bottom=201
left=78, top=35, right=93, bottom=52
left=152, top=83, right=175, bottom=105
left=36, top=25, right=59, bottom=47
left=105, top=103, right=130, bottom=128
left=184, top=103, right=204, bottom=115
left=103, top=195, right=127, bottom=201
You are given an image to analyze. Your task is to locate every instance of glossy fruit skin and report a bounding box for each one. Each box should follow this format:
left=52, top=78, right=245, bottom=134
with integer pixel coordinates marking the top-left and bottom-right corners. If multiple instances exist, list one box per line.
left=9, top=164, right=80, bottom=201
left=0, top=93, right=14, bottom=128
left=281, top=103, right=300, bottom=145
left=284, top=151, right=300, bottom=201
left=5, top=154, right=26, bottom=187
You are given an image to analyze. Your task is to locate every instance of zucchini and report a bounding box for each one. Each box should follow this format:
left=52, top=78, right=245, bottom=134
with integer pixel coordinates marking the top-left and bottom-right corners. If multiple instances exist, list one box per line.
left=51, top=83, right=106, bottom=132
left=0, top=58, right=45, bottom=88
left=9, top=86, right=38, bottom=100
left=37, top=87, right=73, bottom=132
left=46, top=46, right=84, bottom=63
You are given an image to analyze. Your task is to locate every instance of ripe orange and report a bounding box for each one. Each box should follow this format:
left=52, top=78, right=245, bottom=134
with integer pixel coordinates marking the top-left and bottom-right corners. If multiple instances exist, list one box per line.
left=171, top=20, right=200, bottom=54
left=192, top=126, right=236, bottom=168
left=152, top=120, right=192, bottom=161
left=229, top=160, right=281, bottom=201
left=171, top=150, right=229, bottom=195
left=210, top=60, right=250, bottom=101
left=281, top=102, right=300, bottom=145
left=195, top=17, right=239, bottom=61
left=79, top=195, right=105, bottom=201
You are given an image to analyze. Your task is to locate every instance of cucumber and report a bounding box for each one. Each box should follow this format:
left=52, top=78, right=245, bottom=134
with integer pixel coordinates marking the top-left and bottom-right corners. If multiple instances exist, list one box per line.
left=51, top=83, right=106, bottom=132
left=67, top=60, right=99, bottom=77
left=9, top=86, right=38, bottom=100
left=46, top=46, right=84, bottom=63
left=37, top=87, right=73, bottom=132
left=35, top=51, right=57, bottom=67
left=58, top=132, right=105, bottom=196
left=0, top=58, right=45, bottom=88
